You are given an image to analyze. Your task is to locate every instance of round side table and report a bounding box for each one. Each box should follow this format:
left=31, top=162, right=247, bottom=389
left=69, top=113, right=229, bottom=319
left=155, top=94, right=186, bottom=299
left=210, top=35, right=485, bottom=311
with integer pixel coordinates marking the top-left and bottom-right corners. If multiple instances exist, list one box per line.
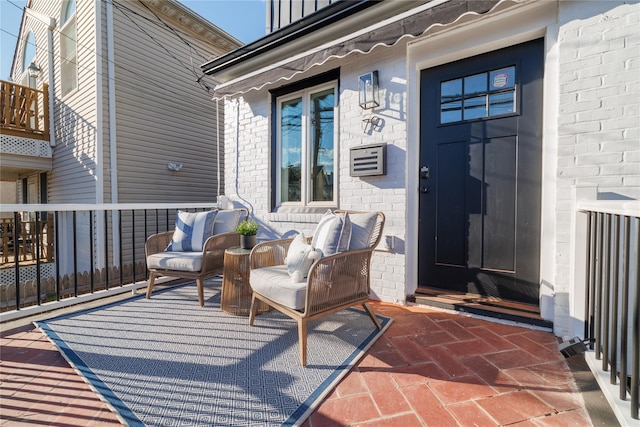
left=221, top=247, right=271, bottom=316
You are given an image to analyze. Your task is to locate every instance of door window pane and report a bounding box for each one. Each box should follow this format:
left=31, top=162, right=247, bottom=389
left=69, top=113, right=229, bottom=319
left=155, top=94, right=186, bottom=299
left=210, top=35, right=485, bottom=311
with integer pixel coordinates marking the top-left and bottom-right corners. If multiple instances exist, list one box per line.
left=440, top=65, right=517, bottom=124
left=441, top=101, right=462, bottom=124
left=463, top=96, right=487, bottom=120
left=490, top=67, right=515, bottom=91
left=440, top=79, right=462, bottom=123
left=280, top=98, right=302, bottom=202
left=489, top=92, right=515, bottom=116
left=464, top=73, right=487, bottom=97
left=441, top=79, right=462, bottom=103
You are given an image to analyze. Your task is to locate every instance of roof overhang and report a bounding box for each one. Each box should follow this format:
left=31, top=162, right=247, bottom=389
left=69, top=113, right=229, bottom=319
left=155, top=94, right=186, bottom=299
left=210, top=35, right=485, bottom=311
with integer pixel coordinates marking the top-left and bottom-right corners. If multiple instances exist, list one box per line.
left=203, top=0, right=528, bottom=99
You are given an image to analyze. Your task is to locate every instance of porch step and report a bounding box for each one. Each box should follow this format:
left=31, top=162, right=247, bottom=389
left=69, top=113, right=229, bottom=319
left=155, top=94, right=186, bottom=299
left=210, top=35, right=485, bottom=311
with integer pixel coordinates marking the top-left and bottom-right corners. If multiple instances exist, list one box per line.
left=413, top=287, right=553, bottom=330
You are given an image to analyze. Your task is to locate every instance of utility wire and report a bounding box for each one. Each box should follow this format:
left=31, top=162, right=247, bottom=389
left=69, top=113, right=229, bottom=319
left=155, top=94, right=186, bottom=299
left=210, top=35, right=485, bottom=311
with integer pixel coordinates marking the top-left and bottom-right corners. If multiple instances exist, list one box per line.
left=136, top=0, right=209, bottom=62
left=2, top=30, right=220, bottom=117
left=103, top=0, right=212, bottom=62
left=4, top=0, right=220, bottom=98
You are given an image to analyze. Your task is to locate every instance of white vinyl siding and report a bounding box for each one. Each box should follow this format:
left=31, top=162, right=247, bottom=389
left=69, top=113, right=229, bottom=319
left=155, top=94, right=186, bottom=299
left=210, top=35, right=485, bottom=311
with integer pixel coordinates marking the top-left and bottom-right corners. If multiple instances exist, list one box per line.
left=49, top=0, right=98, bottom=203
left=110, top=2, right=226, bottom=203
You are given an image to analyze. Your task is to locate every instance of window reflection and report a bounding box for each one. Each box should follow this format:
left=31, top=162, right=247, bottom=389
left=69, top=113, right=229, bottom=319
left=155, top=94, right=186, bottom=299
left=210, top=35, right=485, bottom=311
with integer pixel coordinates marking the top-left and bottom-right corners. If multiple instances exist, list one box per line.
left=464, top=73, right=486, bottom=97
left=280, top=98, right=302, bottom=202
left=310, top=89, right=334, bottom=202
left=440, top=65, right=516, bottom=124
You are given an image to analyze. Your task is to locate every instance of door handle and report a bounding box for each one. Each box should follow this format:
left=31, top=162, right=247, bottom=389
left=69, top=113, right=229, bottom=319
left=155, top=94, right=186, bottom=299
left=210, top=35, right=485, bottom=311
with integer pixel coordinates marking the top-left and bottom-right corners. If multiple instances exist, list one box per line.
left=420, top=166, right=430, bottom=179
left=420, top=186, right=430, bottom=194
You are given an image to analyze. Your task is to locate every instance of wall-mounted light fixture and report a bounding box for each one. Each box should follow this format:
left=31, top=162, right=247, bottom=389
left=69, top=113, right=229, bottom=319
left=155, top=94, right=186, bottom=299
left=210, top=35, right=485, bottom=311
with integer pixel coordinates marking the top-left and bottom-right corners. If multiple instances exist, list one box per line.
left=167, top=162, right=183, bottom=171
left=358, top=70, right=379, bottom=109
left=27, top=62, right=41, bottom=79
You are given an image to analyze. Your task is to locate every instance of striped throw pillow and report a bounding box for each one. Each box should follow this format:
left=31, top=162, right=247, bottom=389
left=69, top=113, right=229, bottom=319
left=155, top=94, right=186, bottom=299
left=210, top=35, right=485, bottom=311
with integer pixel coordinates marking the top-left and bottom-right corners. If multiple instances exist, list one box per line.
left=166, top=210, right=217, bottom=252
left=311, top=210, right=352, bottom=257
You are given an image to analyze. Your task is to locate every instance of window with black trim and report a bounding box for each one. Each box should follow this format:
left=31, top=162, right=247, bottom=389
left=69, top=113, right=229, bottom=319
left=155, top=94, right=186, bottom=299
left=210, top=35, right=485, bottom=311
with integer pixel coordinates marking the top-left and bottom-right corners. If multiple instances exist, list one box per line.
left=272, top=70, right=339, bottom=209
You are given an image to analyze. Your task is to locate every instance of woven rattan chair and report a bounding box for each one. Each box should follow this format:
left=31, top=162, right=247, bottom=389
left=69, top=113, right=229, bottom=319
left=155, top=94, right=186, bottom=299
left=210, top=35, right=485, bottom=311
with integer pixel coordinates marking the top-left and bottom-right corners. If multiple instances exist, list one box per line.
left=145, top=208, right=248, bottom=306
left=248, top=210, right=385, bottom=366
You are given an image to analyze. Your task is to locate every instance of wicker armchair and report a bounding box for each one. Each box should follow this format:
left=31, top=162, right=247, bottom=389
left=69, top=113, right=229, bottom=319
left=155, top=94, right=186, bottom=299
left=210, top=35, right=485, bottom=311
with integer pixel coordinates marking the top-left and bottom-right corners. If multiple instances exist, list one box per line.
left=248, top=210, right=385, bottom=366
left=145, top=208, right=248, bottom=306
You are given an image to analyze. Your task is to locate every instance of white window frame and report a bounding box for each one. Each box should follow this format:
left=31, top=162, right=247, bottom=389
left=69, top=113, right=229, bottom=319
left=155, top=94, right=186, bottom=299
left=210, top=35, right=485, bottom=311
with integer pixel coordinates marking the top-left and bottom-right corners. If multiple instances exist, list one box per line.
left=21, top=31, right=37, bottom=87
left=275, top=81, right=338, bottom=209
left=60, top=0, right=77, bottom=98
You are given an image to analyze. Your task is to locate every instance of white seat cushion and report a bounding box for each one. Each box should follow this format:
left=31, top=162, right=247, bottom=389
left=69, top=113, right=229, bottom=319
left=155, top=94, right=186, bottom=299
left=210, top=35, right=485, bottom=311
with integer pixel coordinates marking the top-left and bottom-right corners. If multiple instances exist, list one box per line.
left=147, top=252, right=203, bottom=272
left=250, top=265, right=307, bottom=310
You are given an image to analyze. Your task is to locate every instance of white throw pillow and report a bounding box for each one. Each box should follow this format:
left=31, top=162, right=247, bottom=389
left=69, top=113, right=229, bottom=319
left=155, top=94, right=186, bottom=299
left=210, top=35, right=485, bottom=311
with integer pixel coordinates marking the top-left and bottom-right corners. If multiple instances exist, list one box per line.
left=213, top=209, right=243, bottom=234
left=348, top=212, right=378, bottom=250
left=166, top=210, right=217, bottom=252
left=285, top=233, right=319, bottom=282
left=311, top=210, right=352, bottom=257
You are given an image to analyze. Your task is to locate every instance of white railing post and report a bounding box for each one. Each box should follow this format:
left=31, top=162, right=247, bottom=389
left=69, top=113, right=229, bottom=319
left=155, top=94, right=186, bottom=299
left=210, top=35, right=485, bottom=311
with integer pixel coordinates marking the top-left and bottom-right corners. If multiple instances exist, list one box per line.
left=570, top=184, right=598, bottom=339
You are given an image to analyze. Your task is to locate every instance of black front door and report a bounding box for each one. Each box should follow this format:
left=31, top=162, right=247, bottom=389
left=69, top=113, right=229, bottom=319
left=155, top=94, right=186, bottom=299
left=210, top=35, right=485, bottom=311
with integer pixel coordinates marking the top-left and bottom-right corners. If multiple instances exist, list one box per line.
left=418, top=39, right=544, bottom=305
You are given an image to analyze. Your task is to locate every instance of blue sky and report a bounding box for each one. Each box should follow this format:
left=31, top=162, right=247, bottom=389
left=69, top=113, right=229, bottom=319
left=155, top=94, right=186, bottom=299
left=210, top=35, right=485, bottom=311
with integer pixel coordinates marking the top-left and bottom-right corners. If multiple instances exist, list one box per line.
left=0, top=0, right=266, bottom=81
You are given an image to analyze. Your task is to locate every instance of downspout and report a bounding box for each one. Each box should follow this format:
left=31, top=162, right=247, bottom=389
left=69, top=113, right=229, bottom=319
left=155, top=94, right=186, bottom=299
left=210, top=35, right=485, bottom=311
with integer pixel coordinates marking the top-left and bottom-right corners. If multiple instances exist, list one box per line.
left=105, top=0, right=119, bottom=267
left=216, top=98, right=220, bottom=197
left=24, top=8, right=55, bottom=147
left=46, top=25, right=55, bottom=147
left=94, top=0, right=104, bottom=204
left=106, top=0, right=118, bottom=204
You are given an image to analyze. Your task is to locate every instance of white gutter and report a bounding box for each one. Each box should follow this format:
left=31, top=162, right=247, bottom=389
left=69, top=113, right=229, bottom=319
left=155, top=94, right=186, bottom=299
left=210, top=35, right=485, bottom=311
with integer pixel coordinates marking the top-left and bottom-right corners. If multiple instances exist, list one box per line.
left=106, top=0, right=118, bottom=204
left=25, top=7, right=56, bottom=147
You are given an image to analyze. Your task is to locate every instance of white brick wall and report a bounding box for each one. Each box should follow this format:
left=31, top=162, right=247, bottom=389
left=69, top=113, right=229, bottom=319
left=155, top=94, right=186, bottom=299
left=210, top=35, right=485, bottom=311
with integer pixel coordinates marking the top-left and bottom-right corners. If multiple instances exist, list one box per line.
left=221, top=0, right=640, bottom=330
left=223, top=45, right=410, bottom=303
left=554, top=1, right=640, bottom=337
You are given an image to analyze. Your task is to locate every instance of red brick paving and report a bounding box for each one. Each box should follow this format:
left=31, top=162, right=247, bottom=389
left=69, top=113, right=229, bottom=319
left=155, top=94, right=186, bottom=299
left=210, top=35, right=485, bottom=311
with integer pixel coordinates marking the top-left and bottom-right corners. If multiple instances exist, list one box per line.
left=1, top=302, right=592, bottom=426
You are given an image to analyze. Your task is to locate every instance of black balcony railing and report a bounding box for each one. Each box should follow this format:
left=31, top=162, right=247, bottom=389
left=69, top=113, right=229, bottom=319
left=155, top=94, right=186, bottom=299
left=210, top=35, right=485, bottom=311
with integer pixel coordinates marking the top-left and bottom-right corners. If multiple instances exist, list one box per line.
left=581, top=202, right=639, bottom=421
left=0, top=203, right=218, bottom=316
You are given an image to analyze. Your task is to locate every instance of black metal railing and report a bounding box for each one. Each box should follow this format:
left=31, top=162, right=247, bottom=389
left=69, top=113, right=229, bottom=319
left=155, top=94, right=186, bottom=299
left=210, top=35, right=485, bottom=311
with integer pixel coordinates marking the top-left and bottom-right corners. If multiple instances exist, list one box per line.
left=0, top=203, right=218, bottom=316
left=581, top=202, right=639, bottom=421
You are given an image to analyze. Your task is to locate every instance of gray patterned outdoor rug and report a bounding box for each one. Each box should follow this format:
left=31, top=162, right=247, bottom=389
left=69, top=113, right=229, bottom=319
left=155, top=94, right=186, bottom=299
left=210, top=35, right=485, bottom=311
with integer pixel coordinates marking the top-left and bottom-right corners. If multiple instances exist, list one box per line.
left=35, top=279, right=391, bottom=427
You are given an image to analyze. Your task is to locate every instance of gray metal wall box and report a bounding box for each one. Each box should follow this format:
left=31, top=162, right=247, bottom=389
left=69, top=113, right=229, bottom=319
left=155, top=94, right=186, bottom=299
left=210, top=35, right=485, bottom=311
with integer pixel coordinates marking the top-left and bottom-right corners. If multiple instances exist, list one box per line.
left=350, top=143, right=387, bottom=177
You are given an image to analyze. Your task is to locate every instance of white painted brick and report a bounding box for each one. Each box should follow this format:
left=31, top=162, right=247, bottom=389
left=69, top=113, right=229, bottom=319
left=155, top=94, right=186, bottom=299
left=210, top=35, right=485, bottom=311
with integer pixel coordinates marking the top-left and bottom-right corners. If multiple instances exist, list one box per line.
left=578, top=85, right=622, bottom=102
left=577, top=131, right=623, bottom=145
left=622, top=176, right=640, bottom=188
left=602, top=117, right=640, bottom=132
left=581, top=38, right=625, bottom=58
left=624, top=150, right=640, bottom=163
left=559, top=55, right=601, bottom=70
left=560, top=99, right=601, bottom=114
left=576, top=152, right=623, bottom=165
left=558, top=165, right=600, bottom=178
left=601, top=163, right=640, bottom=176
left=576, top=106, right=624, bottom=123
left=601, top=140, right=639, bottom=152
left=561, top=76, right=602, bottom=94
left=559, top=122, right=602, bottom=135
left=557, top=156, right=576, bottom=168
